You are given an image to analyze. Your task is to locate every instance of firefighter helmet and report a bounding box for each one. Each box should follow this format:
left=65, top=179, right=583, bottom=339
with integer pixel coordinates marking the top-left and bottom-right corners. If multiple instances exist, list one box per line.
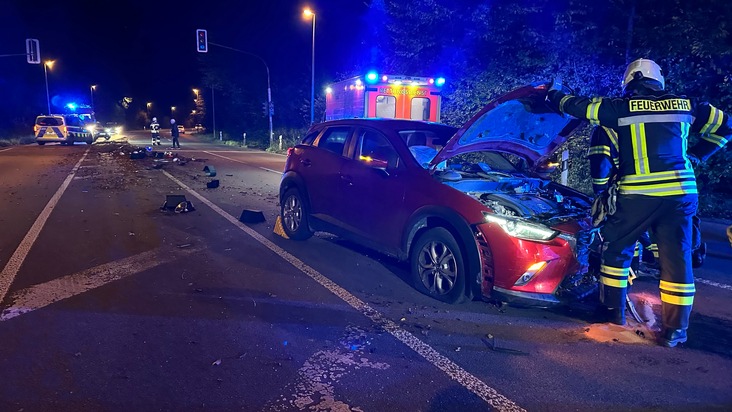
left=622, top=58, right=665, bottom=93
left=152, top=117, right=157, bottom=122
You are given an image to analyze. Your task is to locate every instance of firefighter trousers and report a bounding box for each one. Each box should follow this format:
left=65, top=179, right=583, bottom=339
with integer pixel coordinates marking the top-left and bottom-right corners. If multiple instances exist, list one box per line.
left=600, top=194, right=697, bottom=330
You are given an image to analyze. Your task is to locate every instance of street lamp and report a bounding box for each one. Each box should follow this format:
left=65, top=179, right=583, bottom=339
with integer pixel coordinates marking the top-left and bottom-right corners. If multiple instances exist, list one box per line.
left=90, top=85, right=97, bottom=114
left=303, top=7, right=316, bottom=125
left=43, top=60, right=55, bottom=114
left=171, top=106, right=176, bottom=119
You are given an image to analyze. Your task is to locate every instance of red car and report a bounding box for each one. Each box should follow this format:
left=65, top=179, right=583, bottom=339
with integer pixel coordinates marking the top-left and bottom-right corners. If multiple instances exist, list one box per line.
left=279, top=83, right=595, bottom=307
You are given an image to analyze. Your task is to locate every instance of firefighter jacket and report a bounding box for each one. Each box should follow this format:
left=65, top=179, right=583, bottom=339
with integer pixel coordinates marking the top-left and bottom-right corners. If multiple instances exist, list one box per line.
left=150, top=121, right=160, bottom=133
left=588, top=126, right=620, bottom=194
left=548, top=89, right=732, bottom=197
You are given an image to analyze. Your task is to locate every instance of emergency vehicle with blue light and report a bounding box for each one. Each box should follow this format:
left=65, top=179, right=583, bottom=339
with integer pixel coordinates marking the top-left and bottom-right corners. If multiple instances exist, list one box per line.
left=325, top=72, right=446, bottom=122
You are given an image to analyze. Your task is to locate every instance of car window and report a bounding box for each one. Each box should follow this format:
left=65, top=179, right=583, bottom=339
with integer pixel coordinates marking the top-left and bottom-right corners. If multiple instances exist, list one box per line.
left=316, top=127, right=350, bottom=155
left=64, top=116, right=82, bottom=126
left=410, top=97, right=431, bottom=121
left=355, top=129, right=399, bottom=170
left=301, top=130, right=319, bottom=146
left=375, top=95, right=396, bottom=118
left=35, top=117, right=63, bottom=126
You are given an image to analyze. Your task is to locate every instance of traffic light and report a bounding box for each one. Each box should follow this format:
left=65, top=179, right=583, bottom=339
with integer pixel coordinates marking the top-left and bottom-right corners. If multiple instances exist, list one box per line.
left=196, top=29, right=208, bottom=53
left=26, top=38, right=40, bottom=64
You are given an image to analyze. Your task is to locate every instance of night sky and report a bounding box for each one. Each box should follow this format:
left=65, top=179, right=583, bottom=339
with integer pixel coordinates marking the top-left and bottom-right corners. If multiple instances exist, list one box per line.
left=3, top=0, right=370, bottom=123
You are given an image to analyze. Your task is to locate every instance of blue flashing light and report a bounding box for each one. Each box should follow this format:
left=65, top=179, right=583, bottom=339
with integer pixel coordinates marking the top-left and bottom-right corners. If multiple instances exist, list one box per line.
left=66, top=103, right=78, bottom=111
left=365, top=71, right=378, bottom=84
left=435, top=77, right=446, bottom=87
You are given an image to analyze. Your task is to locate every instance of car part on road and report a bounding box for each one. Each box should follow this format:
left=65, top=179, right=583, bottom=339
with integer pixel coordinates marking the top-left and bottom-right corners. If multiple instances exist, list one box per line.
left=273, top=216, right=290, bottom=239
left=206, top=179, right=220, bottom=189
left=161, top=194, right=188, bottom=211
left=240, top=209, right=266, bottom=223
left=203, top=165, right=217, bottom=176
left=281, top=188, right=313, bottom=240
left=411, top=227, right=466, bottom=304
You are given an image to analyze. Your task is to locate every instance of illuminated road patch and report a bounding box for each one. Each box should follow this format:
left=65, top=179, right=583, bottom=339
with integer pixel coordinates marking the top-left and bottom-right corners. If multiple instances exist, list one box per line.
left=162, top=169, right=526, bottom=412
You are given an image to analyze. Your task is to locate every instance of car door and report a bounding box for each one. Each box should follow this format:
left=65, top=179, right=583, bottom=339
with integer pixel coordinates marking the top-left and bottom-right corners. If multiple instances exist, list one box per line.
left=303, top=126, right=355, bottom=224
left=337, top=127, right=408, bottom=251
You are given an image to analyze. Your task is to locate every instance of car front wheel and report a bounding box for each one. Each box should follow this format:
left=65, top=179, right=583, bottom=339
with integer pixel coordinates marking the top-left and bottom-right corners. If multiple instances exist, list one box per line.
left=37, top=142, right=45, bottom=145
left=281, top=188, right=313, bottom=240
left=411, top=227, right=466, bottom=304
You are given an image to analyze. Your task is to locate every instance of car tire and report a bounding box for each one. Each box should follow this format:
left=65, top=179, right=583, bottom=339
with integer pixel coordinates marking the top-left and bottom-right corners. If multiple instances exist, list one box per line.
left=281, top=188, right=313, bottom=240
left=37, top=142, right=45, bottom=145
left=410, top=227, right=466, bottom=304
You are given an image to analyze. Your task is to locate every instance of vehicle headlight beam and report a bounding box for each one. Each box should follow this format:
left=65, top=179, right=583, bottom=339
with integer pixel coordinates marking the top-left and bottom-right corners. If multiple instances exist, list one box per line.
left=482, top=212, right=559, bottom=241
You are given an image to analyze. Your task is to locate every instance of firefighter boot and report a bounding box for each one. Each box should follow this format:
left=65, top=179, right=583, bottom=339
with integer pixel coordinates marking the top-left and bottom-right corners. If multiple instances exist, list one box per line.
left=594, top=305, right=626, bottom=326
left=659, top=328, right=687, bottom=348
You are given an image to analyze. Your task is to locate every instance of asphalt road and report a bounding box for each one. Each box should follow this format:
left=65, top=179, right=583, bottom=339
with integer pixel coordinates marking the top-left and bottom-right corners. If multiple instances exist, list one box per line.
left=0, top=131, right=731, bottom=411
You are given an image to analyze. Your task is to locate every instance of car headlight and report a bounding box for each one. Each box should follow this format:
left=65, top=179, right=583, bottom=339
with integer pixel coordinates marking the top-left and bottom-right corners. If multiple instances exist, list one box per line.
left=86, top=125, right=96, bottom=131
left=115, top=127, right=122, bottom=133
left=482, top=212, right=559, bottom=241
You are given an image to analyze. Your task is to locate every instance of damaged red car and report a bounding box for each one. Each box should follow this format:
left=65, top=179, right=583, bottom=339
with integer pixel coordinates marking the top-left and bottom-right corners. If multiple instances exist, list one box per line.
left=279, top=82, right=596, bottom=307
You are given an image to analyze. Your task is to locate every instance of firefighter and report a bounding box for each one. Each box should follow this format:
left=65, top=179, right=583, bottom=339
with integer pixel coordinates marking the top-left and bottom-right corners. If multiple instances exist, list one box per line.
left=590, top=126, right=706, bottom=275
left=150, top=117, right=161, bottom=146
left=547, top=58, right=732, bottom=347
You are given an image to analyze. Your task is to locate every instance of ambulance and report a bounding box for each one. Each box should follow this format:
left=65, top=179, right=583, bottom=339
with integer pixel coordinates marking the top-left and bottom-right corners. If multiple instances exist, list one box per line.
left=324, top=72, right=445, bottom=122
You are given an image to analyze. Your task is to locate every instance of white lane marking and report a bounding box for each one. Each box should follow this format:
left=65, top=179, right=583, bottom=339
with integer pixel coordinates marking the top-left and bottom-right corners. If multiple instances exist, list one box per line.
left=203, top=151, right=283, bottom=174
left=162, top=170, right=525, bottom=412
left=267, top=325, right=389, bottom=411
left=697, top=277, right=732, bottom=292
left=0, top=246, right=201, bottom=321
left=0, top=147, right=91, bottom=305
left=0, top=148, right=13, bottom=153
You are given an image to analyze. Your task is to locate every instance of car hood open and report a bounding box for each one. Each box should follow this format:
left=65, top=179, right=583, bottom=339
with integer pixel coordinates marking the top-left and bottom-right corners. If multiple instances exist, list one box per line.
left=430, top=82, right=582, bottom=170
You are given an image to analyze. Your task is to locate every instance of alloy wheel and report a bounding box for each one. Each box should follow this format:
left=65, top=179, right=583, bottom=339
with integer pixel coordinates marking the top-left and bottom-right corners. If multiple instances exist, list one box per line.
left=417, top=241, right=458, bottom=295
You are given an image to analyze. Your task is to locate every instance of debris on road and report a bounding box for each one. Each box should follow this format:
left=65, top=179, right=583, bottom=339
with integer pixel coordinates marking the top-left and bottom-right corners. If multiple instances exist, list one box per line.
left=203, top=165, right=216, bottom=176
left=239, top=209, right=265, bottom=223
left=161, top=195, right=192, bottom=212
left=177, top=243, right=192, bottom=248
left=482, top=334, right=530, bottom=355
left=273, top=215, right=289, bottom=239
left=206, top=179, right=220, bottom=189
left=212, top=359, right=222, bottom=366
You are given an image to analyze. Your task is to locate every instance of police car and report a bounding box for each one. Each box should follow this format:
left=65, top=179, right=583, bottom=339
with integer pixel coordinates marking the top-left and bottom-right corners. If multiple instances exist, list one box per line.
left=34, top=114, right=95, bottom=145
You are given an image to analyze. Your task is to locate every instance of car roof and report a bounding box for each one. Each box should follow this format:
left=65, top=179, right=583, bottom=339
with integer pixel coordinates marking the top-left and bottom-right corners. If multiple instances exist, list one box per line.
left=311, top=118, right=455, bottom=132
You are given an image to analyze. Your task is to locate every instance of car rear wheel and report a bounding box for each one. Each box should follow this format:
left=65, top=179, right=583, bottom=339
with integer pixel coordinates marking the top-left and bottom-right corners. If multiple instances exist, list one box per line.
left=281, top=188, right=313, bottom=240
left=411, top=227, right=466, bottom=304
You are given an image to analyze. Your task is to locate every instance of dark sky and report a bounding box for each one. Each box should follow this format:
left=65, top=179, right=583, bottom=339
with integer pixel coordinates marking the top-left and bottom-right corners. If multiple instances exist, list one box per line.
left=3, top=0, right=370, bottom=121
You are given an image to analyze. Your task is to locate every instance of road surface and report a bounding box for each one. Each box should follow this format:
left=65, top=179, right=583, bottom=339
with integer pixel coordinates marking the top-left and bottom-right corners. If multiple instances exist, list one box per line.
left=0, top=131, right=730, bottom=411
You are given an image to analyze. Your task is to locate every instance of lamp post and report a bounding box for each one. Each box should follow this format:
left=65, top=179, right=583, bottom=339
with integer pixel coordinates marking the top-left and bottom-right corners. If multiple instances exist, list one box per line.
left=43, top=60, right=55, bottom=114
left=90, top=85, right=97, bottom=114
left=303, top=8, right=316, bottom=125
left=205, top=42, right=273, bottom=146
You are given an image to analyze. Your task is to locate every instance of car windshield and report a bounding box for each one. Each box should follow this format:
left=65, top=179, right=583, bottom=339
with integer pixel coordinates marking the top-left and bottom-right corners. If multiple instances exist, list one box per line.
left=398, top=126, right=456, bottom=168
left=35, top=117, right=63, bottom=126
left=446, top=151, right=520, bottom=173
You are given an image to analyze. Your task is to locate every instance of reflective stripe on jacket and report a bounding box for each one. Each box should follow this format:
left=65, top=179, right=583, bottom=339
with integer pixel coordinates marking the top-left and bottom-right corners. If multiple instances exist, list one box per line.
left=549, top=90, right=732, bottom=197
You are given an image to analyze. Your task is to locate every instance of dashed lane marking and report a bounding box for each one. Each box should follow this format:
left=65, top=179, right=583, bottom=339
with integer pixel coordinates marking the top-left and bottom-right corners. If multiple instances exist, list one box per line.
left=0, top=148, right=91, bottom=305
left=203, top=151, right=283, bottom=174
left=0, top=148, right=14, bottom=153
left=162, top=170, right=525, bottom=412
left=696, top=277, right=732, bottom=292
left=0, top=246, right=202, bottom=321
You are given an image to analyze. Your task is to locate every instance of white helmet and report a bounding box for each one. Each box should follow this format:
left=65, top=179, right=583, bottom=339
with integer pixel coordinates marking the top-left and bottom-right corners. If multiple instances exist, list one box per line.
left=170, top=119, right=176, bottom=124
left=152, top=117, right=157, bottom=122
left=622, top=58, right=665, bottom=92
